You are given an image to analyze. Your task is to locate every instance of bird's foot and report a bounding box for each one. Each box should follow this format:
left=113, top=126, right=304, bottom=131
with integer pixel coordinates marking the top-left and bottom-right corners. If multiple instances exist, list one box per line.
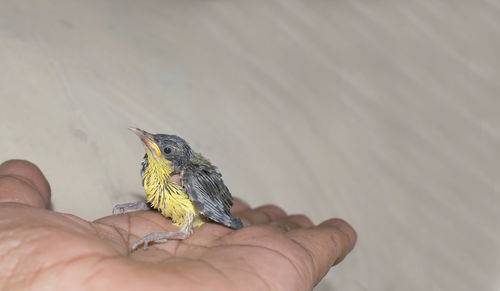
left=112, top=200, right=149, bottom=215
left=131, top=231, right=190, bottom=251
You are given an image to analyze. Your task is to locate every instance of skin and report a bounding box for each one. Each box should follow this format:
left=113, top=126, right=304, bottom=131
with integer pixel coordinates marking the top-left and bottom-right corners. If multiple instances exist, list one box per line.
left=0, top=160, right=356, bottom=291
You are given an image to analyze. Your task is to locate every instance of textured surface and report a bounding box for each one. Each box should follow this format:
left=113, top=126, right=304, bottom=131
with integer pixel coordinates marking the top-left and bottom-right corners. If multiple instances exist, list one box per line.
left=1, top=1, right=499, bottom=290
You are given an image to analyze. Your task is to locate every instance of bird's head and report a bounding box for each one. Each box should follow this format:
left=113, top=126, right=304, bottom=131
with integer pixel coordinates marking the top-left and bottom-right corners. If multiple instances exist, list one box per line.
left=129, top=128, right=194, bottom=172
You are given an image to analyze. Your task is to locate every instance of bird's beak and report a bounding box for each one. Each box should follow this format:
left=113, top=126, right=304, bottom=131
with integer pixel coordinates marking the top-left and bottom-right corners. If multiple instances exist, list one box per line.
left=129, top=127, right=161, bottom=157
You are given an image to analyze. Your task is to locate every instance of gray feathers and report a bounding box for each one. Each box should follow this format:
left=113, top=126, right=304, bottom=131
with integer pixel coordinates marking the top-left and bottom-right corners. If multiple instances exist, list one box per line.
left=140, top=154, right=148, bottom=181
left=153, top=134, right=194, bottom=172
left=181, top=154, right=243, bottom=230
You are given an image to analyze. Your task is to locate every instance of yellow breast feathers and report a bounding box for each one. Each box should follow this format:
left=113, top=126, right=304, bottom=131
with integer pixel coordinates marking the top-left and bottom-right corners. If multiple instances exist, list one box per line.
left=142, top=155, right=205, bottom=227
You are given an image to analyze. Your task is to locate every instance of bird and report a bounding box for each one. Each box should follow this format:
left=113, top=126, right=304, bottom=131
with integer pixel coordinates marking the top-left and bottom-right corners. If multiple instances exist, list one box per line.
left=113, top=128, right=243, bottom=251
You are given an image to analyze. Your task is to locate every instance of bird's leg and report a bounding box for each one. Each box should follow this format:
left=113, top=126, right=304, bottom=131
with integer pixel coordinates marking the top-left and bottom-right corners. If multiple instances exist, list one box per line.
left=112, top=200, right=150, bottom=215
left=131, top=213, right=195, bottom=251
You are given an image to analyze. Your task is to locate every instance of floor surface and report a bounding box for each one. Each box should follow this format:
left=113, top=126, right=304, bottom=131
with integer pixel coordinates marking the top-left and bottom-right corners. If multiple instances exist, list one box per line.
left=1, top=1, right=499, bottom=290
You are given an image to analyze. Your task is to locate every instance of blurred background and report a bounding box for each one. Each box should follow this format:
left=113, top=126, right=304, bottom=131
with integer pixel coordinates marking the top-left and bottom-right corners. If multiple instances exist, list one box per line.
left=1, top=1, right=499, bottom=290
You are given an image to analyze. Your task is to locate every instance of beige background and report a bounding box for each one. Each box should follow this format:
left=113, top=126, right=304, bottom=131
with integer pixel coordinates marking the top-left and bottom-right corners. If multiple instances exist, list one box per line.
left=1, top=1, right=499, bottom=290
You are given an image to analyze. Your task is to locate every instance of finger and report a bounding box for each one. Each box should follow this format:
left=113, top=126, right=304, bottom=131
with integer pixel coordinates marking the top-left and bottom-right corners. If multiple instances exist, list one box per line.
left=266, top=214, right=315, bottom=233
left=237, top=205, right=287, bottom=226
left=231, top=197, right=250, bottom=213
left=275, top=214, right=314, bottom=228
left=286, top=218, right=356, bottom=284
left=319, top=219, right=357, bottom=264
left=0, top=160, right=51, bottom=208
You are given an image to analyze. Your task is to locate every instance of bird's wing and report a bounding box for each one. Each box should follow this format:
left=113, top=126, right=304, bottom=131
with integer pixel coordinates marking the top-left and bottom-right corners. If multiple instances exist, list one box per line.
left=182, top=162, right=242, bottom=230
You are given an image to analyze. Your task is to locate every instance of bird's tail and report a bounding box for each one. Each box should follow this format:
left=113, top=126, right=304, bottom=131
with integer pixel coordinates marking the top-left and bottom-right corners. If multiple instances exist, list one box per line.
left=229, top=217, right=244, bottom=230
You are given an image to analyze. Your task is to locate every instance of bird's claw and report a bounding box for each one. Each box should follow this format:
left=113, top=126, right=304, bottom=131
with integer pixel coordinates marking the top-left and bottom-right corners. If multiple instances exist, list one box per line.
left=131, top=236, right=168, bottom=251
left=112, top=201, right=149, bottom=215
left=130, top=231, right=190, bottom=252
left=112, top=205, right=126, bottom=215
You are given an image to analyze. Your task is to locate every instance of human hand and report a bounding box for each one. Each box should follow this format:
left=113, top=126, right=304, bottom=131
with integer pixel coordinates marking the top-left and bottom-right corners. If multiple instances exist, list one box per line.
left=0, top=160, right=356, bottom=290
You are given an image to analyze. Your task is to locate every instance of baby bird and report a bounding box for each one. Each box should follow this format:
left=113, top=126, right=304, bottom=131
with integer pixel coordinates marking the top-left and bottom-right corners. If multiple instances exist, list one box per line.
left=114, top=128, right=243, bottom=251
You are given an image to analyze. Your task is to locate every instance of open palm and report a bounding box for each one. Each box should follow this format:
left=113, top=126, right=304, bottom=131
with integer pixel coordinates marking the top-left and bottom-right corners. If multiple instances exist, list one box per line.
left=0, top=160, right=356, bottom=290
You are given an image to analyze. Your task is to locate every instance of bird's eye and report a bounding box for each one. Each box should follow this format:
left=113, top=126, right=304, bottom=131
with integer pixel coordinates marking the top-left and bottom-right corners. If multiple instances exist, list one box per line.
left=163, top=147, right=172, bottom=154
